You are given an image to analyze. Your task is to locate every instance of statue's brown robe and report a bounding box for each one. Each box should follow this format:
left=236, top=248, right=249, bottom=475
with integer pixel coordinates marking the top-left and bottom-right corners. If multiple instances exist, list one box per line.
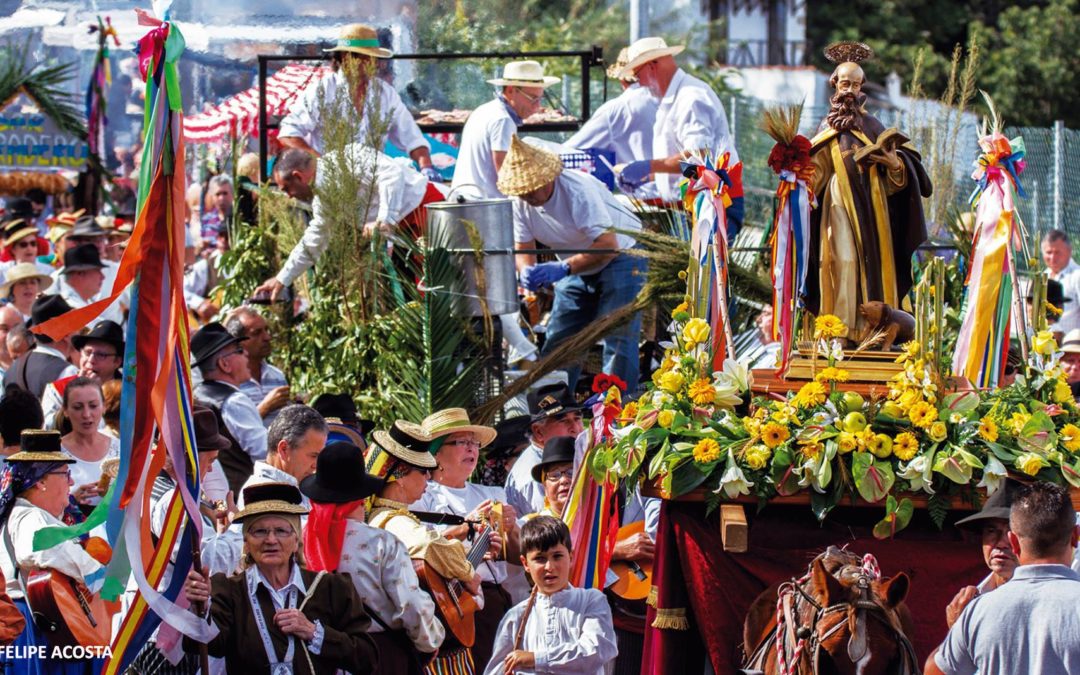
left=805, top=114, right=933, bottom=336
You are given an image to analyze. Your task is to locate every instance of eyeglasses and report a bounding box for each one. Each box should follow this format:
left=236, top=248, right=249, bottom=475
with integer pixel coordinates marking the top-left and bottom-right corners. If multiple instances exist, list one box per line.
left=412, top=466, right=432, bottom=477
left=248, top=527, right=296, bottom=540
left=515, top=88, right=543, bottom=104
left=444, top=439, right=481, bottom=448
left=82, top=349, right=118, bottom=360
left=47, top=469, right=72, bottom=479
left=544, top=467, right=574, bottom=482
left=13, top=240, right=36, bottom=249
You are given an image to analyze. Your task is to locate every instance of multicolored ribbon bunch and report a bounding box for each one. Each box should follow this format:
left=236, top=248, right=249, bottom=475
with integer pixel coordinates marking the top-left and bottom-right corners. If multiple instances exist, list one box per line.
left=679, top=152, right=744, bottom=370
left=766, top=135, right=815, bottom=372
left=953, top=133, right=1027, bottom=387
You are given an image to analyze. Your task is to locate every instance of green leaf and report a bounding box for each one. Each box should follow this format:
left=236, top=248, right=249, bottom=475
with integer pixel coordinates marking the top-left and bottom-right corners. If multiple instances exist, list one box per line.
left=811, top=488, right=840, bottom=522
left=647, top=439, right=670, bottom=480
left=872, top=496, right=913, bottom=539
left=942, top=391, right=980, bottom=414
left=933, top=451, right=974, bottom=484
left=670, top=459, right=710, bottom=497
left=1062, top=459, right=1080, bottom=489
left=852, top=452, right=895, bottom=503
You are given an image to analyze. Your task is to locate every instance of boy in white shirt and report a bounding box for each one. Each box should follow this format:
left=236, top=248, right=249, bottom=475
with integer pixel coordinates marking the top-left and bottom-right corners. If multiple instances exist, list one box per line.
left=485, top=516, right=617, bottom=675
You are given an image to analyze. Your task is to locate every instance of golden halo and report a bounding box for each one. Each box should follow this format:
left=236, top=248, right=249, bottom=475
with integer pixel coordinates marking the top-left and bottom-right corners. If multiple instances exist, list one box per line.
left=823, top=41, right=874, bottom=65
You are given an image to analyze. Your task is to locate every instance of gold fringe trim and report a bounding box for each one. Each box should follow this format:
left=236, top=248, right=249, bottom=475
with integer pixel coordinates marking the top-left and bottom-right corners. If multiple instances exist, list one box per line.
left=651, top=607, right=689, bottom=631
left=646, top=585, right=658, bottom=608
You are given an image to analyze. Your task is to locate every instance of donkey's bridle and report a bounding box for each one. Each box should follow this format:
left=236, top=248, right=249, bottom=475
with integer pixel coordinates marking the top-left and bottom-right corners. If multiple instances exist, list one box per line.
left=743, top=558, right=919, bottom=675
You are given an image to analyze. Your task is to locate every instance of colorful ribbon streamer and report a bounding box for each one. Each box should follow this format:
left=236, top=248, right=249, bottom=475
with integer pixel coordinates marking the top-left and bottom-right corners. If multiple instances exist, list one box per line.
left=768, top=151, right=816, bottom=372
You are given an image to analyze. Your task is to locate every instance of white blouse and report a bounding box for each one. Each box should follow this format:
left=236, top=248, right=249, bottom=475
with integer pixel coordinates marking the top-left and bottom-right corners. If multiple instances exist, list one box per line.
left=64, top=435, right=121, bottom=506
left=337, top=520, right=444, bottom=653
left=484, top=586, right=618, bottom=675
left=1, top=499, right=105, bottom=600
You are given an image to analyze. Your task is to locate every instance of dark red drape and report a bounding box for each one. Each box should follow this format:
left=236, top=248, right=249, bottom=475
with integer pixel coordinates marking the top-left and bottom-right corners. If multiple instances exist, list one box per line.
left=643, top=500, right=987, bottom=674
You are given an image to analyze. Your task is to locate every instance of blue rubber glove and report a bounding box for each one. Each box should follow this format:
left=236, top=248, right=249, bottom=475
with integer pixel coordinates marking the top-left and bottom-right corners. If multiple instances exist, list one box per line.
left=421, top=166, right=443, bottom=183
left=618, top=159, right=653, bottom=190
left=522, top=261, right=571, bottom=291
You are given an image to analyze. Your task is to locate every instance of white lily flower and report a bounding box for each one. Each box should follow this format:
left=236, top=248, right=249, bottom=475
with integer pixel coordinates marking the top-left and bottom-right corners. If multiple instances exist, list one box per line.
left=713, top=382, right=743, bottom=409
left=828, top=339, right=845, bottom=362
left=715, top=453, right=754, bottom=498
left=714, top=358, right=751, bottom=393
left=899, top=455, right=935, bottom=494
left=977, top=455, right=1008, bottom=494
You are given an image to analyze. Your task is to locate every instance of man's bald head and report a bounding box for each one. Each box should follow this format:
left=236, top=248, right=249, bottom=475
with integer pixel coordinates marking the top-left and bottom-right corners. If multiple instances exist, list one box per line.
left=830, top=62, right=865, bottom=95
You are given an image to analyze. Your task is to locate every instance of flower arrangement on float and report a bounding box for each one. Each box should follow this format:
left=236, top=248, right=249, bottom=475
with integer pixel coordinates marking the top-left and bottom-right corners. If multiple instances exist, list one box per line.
left=602, top=306, right=1080, bottom=537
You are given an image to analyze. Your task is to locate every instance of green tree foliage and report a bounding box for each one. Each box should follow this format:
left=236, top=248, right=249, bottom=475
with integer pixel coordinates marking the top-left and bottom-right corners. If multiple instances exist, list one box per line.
left=970, top=0, right=1080, bottom=127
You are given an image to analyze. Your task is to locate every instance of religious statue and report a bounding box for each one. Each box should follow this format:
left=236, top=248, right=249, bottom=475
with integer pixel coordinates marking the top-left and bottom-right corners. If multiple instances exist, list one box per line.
left=805, top=42, right=933, bottom=341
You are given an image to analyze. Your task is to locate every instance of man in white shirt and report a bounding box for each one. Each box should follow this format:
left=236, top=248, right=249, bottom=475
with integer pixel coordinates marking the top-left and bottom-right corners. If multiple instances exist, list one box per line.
left=191, top=322, right=267, bottom=495
left=566, top=47, right=658, bottom=199
left=499, top=135, right=646, bottom=390
left=616, top=37, right=744, bottom=234
left=504, top=383, right=585, bottom=517
left=253, top=146, right=441, bottom=301
left=1042, top=229, right=1080, bottom=334
left=238, top=403, right=327, bottom=512
left=224, top=307, right=290, bottom=428
left=53, top=244, right=124, bottom=327
left=277, top=23, right=440, bottom=183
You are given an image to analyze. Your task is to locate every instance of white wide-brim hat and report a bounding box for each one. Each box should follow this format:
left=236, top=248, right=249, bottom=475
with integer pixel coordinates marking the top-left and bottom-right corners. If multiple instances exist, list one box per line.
left=618, top=37, right=685, bottom=79
left=1062, top=328, right=1080, bottom=354
left=487, top=60, right=560, bottom=88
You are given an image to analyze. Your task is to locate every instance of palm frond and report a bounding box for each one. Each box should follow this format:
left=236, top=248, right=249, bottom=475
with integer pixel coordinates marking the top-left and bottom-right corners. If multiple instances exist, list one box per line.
left=0, top=44, right=84, bottom=139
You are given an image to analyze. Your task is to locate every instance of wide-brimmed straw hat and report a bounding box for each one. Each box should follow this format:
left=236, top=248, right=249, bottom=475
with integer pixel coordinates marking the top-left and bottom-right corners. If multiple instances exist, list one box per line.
left=618, top=37, right=685, bottom=79
left=496, top=136, right=563, bottom=197
left=2, top=218, right=36, bottom=248
left=487, top=60, right=560, bottom=88
left=233, top=482, right=309, bottom=524
left=606, top=47, right=636, bottom=81
left=1062, top=329, right=1080, bottom=355
left=324, top=24, right=393, bottom=59
left=0, top=262, right=53, bottom=297
left=406, top=408, right=497, bottom=451
left=371, top=421, right=438, bottom=469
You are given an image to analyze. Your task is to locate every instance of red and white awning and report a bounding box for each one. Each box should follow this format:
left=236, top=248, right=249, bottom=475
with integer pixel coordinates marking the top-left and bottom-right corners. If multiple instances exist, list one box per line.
left=182, top=64, right=328, bottom=144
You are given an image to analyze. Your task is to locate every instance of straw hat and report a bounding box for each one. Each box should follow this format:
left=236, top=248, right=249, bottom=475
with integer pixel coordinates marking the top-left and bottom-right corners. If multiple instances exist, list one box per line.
left=324, top=24, right=392, bottom=59
left=496, top=136, right=563, bottom=197
left=45, top=209, right=84, bottom=228
left=408, top=408, right=497, bottom=450
left=1062, top=329, right=1080, bottom=355
left=0, top=262, right=52, bottom=297
left=371, top=421, right=438, bottom=469
left=606, top=47, right=636, bottom=81
left=618, top=37, right=685, bottom=79
left=232, top=482, right=309, bottom=524
left=487, top=61, right=560, bottom=89
left=2, top=219, right=36, bottom=248
left=8, top=429, right=73, bottom=463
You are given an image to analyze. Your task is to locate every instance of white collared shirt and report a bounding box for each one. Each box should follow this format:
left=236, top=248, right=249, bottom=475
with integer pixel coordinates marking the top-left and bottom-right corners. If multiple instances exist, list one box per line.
left=239, top=461, right=308, bottom=509
left=1052, top=258, right=1080, bottom=334
left=483, top=586, right=617, bottom=675
left=211, top=380, right=268, bottom=464
left=504, top=442, right=546, bottom=517
left=567, top=84, right=657, bottom=166
left=1, top=499, right=106, bottom=600
left=278, top=72, right=429, bottom=156
left=275, top=144, right=429, bottom=287
left=55, top=283, right=125, bottom=328
left=652, top=68, right=739, bottom=201
left=245, top=563, right=324, bottom=655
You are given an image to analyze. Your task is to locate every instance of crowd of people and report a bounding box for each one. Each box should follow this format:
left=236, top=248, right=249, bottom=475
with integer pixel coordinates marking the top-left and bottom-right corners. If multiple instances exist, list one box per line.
left=1, top=19, right=1080, bottom=675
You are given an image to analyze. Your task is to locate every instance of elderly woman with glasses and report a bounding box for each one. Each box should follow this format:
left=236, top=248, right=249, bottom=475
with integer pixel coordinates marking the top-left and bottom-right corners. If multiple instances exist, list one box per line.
left=529, top=436, right=576, bottom=520
left=183, top=482, right=378, bottom=675
left=0, top=430, right=108, bottom=675
left=407, top=409, right=522, bottom=671
left=367, top=421, right=484, bottom=674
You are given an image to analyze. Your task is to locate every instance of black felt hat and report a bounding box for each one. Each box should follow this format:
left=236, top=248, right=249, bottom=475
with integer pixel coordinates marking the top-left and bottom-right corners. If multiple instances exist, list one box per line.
left=527, top=383, right=585, bottom=423
left=311, top=392, right=374, bottom=434
left=193, top=406, right=232, bottom=452
left=67, top=214, right=109, bottom=239
left=488, top=415, right=532, bottom=459
left=72, top=320, right=124, bottom=353
left=299, top=441, right=385, bottom=504
left=28, top=295, right=72, bottom=343
left=190, top=321, right=247, bottom=368
left=61, top=243, right=106, bottom=273
left=531, top=436, right=577, bottom=482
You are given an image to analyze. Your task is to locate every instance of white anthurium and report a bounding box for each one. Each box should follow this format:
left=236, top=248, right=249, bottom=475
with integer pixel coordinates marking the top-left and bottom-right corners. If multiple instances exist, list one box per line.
left=658, top=340, right=676, bottom=351
left=898, top=454, right=935, bottom=494
left=715, top=452, right=754, bottom=498
left=977, top=455, right=1008, bottom=495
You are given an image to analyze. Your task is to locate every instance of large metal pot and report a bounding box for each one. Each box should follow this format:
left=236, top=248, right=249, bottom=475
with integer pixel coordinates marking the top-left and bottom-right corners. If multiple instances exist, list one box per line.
left=426, top=198, right=518, bottom=317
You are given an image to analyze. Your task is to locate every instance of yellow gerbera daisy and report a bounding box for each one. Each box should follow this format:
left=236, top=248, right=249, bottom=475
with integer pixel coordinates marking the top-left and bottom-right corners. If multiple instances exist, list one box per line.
left=908, top=401, right=938, bottom=429
left=792, top=381, right=828, bottom=409
left=978, top=418, right=999, bottom=443
left=893, top=432, right=919, bottom=460
left=814, top=367, right=850, bottom=383
left=761, top=422, right=791, bottom=449
left=688, top=378, right=717, bottom=405
left=692, top=438, right=722, bottom=464
left=814, top=314, right=847, bottom=339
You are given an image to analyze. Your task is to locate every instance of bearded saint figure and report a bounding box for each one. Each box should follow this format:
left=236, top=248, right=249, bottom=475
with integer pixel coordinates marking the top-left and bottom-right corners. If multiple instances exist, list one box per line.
left=805, top=42, right=933, bottom=340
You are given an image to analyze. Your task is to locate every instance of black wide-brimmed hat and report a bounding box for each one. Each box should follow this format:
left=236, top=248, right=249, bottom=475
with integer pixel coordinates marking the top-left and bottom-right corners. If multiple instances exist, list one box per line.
left=311, top=392, right=375, bottom=434
left=370, top=421, right=438, bottom=470
left=67, top=214, right=109, bottom=239
left=956, top=480, right=1020, bottom=529
left=531, top=436, right=577, bottom=482
left=233, top=482, right=309, bottom=523
left=190, top=321, right=247, bottom=368
left=29, top=295, right=72, bottom=343
left=488, top=415, right=532, bottom=459
left=528, top=383, right=585, bottom=423
left=72, top=320, right=125, bottom=353
left=300, top=441, right=385, bottom=504
left=193, top=406, right=232, bottom=453
left=61, top=243, right=106, bottom=274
